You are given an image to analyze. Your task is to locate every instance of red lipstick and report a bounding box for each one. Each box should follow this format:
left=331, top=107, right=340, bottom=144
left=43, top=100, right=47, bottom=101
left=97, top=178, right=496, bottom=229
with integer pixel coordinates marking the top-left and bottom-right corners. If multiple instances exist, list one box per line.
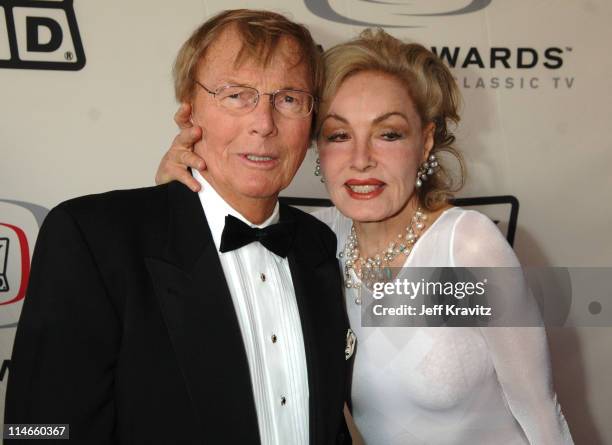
left=344, top=178, right=385, bottom=200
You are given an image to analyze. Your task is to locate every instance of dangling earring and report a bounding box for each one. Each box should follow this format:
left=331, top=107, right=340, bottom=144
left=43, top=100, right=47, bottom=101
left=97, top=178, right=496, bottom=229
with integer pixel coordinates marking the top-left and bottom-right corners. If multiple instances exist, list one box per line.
left=415, top=153, right=438, bottom=188
left=314, top=156, right=325, bottom=182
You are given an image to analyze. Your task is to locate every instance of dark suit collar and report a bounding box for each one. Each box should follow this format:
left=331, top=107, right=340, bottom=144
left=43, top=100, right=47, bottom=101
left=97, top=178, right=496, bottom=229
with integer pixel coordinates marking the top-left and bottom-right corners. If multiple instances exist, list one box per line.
left=163, top=180, right=212, bottom=273
left=279, top=203, right=334, bottom=267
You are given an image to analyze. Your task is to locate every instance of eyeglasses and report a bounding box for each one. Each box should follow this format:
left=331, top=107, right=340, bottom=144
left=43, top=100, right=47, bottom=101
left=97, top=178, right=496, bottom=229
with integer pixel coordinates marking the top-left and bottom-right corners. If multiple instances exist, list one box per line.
left=194, top=80, right=316, bottom=119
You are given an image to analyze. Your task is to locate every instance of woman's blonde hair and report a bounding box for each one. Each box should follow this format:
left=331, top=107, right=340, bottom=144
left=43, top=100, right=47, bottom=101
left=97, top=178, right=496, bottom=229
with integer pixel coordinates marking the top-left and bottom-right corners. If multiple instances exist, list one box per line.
left=318, top=28, right=466, bottom=211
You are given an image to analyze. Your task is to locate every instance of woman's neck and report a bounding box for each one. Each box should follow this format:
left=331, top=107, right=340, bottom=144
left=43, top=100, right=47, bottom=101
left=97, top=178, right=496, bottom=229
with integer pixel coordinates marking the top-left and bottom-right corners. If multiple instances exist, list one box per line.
left=352, top=196, right=421, bottom=260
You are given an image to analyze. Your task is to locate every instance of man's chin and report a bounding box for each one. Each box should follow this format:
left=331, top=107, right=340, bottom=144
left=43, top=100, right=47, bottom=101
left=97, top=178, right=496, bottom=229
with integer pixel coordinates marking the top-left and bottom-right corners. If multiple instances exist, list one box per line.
left=234, top=175, right=289, bottom=197
left=235, top=183, right=282, bottom=201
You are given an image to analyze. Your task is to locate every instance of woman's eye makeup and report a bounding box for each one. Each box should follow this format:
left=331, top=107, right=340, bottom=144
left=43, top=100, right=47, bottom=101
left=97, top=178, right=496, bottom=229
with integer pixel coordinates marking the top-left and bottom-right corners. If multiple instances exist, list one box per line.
left=380, top=130, right=404, bottom=141
left=321, top=123, right=408, bottom=143
left=325, top=131, right=350, bottom=142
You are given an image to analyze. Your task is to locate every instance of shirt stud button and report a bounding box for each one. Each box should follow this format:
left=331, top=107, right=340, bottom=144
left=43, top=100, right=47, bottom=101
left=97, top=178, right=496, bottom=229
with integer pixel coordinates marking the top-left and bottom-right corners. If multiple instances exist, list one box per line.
left=260, top=273, right=266, bottom=282
left=271, top=334, right=277, bottom=343
left=280, top=396, right=287, bottom=406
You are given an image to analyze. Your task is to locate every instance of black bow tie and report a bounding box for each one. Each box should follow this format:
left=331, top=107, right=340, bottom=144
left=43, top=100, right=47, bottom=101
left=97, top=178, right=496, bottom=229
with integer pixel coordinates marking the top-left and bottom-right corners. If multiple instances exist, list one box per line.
left=219, top=214, right=296, bottom=258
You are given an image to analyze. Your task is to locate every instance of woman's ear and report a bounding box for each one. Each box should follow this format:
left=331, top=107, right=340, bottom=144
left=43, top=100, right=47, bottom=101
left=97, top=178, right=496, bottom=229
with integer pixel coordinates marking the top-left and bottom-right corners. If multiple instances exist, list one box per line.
left=422, top=121, right=436, bottom=161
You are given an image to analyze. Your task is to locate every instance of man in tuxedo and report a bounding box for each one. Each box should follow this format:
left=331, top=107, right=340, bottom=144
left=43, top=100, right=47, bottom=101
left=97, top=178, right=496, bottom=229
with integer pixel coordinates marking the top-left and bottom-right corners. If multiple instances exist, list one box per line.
left=5, top=9, right=351, bottom=444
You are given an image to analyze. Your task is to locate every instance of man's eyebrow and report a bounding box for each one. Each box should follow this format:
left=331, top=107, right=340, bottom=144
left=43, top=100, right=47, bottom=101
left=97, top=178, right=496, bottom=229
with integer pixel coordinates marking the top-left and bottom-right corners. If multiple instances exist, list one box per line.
left=215, top=78, right=250, bottom=87
left=281, top=85, right=311, bottom=92
left=215, top=79, right=310, bottom=91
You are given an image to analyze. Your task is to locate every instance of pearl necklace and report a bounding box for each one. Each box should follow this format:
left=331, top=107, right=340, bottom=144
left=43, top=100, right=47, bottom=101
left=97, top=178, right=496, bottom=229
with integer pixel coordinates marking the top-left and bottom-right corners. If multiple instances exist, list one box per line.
left=340, top=208, right=427, bottom=292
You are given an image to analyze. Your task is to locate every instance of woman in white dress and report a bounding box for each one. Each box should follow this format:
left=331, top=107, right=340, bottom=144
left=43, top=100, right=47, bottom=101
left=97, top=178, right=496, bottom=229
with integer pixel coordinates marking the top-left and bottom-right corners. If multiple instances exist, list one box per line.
left=156, top=28, right=573, bottom=445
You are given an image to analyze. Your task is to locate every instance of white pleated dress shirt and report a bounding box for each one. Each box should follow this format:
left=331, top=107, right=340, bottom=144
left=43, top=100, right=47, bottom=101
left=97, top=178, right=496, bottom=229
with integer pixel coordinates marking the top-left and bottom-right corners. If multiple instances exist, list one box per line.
left=193, top=170, right=309, bottom=445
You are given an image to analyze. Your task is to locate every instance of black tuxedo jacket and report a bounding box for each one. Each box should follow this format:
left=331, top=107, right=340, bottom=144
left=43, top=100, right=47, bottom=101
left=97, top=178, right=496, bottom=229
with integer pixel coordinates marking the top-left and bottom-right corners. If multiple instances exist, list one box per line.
left=5, top=181, right=352, bottom=444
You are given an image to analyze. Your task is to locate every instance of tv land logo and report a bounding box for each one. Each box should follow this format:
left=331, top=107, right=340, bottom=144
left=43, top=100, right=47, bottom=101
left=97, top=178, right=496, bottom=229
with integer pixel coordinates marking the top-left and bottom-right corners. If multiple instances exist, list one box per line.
left=0, top=199, right=49, bottom=328
left=0, top=0, right=85, bottom=70
left=0, top=225, right=29, bottom=307
left=0, top=222, right=30, bottom=329
left=0, top=238, right=10, bottom=292
left=305, top=0, right=492, bottom=27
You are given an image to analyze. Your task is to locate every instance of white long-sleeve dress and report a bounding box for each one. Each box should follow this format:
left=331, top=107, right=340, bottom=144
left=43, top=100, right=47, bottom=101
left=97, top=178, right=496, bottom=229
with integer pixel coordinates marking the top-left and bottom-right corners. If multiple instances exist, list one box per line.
left=312, top=206, right=573, bottom=445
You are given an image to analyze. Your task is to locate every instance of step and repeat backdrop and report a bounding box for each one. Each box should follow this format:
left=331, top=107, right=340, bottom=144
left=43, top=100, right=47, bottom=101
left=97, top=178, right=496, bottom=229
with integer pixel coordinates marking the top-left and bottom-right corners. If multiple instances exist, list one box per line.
left=1, top=0, right=611, bottom=442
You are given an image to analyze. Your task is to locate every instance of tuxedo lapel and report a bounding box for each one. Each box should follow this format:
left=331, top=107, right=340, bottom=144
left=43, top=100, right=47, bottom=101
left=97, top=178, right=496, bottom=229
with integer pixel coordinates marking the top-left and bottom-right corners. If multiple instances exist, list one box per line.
left=145, top=182, right=260, bottom=443
left=281, top=205, right=348, bottom=445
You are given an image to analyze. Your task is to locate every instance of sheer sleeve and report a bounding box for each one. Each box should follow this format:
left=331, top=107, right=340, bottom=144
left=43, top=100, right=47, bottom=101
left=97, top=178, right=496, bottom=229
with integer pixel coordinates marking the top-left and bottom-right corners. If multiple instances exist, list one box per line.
left=451, top=210, right=573, bottom=444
